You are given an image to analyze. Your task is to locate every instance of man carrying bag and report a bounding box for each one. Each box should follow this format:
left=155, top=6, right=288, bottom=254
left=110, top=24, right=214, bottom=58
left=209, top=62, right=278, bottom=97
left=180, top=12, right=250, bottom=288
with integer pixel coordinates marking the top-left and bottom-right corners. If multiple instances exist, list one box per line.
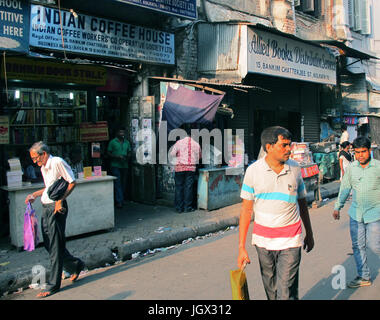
left=25, top=141, right=85, bottom=298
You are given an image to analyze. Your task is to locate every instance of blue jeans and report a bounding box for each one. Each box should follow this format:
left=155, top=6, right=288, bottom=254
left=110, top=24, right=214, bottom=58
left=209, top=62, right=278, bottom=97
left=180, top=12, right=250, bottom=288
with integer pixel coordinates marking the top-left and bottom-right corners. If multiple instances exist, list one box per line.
left=255, top=246, right=301, bottom=300
left=350, top=217, right=380, bottom=280
left=111, top=167, right=128, bottom=205
left=174, top=171, right=195, bottom=211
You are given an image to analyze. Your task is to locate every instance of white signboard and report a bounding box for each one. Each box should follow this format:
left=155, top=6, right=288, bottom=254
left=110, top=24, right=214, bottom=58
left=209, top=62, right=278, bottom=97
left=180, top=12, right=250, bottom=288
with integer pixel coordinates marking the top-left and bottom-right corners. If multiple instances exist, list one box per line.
left=29, top=5, right=175, bottom=65
left=247, top=28, right=336, bottom=85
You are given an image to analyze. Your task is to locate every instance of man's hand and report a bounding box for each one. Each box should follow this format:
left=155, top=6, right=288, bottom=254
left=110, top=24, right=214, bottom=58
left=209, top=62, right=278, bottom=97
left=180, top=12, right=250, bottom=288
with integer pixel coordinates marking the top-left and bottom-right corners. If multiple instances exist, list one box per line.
left=333, top=210, right=340, bottom=220
left=25, top=194, right=35, bottom=204
left=54, top=200, right=66, bottom=214
left=303, top=233, right=314, bottom=253
left=238, top=247, right=251, bottom=270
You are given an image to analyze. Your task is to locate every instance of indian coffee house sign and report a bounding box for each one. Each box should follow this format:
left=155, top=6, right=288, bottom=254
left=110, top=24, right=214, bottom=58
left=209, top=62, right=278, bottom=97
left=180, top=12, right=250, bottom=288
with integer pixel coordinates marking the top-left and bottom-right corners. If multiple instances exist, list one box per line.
left=247, top=28, right=337, bottom=85
left=0, top=0, right=29, bottom=53
left=29, top=4, right=175, bottom=65
left=115, top=0, right=197, bottom=20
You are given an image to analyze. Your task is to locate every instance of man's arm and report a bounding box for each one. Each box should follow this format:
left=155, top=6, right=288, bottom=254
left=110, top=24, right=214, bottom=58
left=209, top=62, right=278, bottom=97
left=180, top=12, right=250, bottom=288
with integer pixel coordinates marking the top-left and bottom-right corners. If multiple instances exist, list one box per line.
left=298, top=198, right=314, bottom=252
left=333, top=166, right=352, bottom=220
left=54, top=181, right=76, bottom=214
left=238, top=199, right=254, bottom=269
left=25, top=188, right=45, bottom=204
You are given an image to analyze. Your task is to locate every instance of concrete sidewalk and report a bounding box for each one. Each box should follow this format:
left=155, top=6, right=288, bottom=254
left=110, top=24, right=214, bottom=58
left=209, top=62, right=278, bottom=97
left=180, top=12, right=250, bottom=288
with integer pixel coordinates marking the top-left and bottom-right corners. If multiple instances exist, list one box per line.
left=0, top=180, right=341, bottom=297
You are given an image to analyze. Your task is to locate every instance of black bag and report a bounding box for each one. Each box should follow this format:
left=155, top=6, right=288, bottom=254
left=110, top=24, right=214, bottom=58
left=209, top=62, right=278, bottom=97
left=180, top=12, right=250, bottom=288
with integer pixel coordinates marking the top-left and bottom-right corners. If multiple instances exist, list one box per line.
left=47, top=177, right=69, bottom=201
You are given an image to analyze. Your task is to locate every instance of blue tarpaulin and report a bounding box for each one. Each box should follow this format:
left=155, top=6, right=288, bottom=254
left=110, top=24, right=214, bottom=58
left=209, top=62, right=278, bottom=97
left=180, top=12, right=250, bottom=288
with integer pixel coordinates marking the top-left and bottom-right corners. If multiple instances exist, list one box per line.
left=162, top=86, right=225, bottom=132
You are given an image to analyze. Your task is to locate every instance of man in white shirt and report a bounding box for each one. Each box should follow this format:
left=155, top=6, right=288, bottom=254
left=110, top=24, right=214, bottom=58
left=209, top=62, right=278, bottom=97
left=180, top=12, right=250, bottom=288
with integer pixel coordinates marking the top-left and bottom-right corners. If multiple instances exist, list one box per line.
left=238, top=126, right=314, bottom=300
left=25, top=141, right=85, bottom=298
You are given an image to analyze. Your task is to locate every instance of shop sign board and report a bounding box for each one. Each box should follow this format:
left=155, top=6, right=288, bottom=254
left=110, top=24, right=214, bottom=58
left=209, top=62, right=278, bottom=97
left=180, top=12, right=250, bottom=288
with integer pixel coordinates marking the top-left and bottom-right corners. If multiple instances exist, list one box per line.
left=247, top=28, right=337, bottom=85
left=2, top=57, right=106, bottom=86
left=29, top=5, right=175, bottom=65
left=80, top=121, right=109, bottom=142
left=114, top=0, right=197, bottom=20
left=0, top=0, right=29, bottom=53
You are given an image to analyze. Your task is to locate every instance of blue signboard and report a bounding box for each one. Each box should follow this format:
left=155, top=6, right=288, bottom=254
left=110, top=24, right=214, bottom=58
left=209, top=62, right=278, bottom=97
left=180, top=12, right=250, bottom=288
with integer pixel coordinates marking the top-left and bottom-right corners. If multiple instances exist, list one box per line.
left=115, top=0, right=197, bottom=20
left=29, top=5, right=175, bottom=65
left=0, top=0, right=29, bottom=53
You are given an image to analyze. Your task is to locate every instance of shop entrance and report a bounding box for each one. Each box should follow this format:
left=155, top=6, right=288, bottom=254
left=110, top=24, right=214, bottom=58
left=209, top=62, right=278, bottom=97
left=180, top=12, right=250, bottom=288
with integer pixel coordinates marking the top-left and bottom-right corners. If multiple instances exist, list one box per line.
left=253, top=110, right=301, bottom=158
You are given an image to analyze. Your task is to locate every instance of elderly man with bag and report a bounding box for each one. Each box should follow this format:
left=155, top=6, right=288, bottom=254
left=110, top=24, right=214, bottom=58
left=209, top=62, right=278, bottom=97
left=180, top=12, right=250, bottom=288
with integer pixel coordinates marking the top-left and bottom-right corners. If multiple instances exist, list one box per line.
left=25, top=141, right=85, bottom=298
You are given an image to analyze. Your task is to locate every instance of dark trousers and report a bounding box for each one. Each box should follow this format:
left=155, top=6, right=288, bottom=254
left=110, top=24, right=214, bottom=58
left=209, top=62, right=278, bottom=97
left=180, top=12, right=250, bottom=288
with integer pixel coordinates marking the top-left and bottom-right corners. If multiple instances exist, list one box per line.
left=174, top=171, right=195, bottom=211
left=255, top=246, right=301, bottom=300
left=111, top=167, right=128, bottom=205
left=41, top=201, right=83, bottom=292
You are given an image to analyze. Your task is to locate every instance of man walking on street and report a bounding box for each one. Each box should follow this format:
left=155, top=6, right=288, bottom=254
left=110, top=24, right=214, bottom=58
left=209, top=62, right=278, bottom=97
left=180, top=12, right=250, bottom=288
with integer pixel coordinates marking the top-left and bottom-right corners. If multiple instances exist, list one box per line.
left=25, top=141, right=85, bottom=298
left=108, top=126, right=131, bottom=208
left=333, top=136, right=380, bottom=288
left=238, top=126, right=314, bottom=300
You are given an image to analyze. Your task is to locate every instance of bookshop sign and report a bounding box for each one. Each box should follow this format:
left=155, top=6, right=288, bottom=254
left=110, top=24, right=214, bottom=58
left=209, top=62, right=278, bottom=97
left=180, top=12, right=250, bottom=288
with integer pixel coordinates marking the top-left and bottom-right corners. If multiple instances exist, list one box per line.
left=0, top=0, right=29, bottom=53
left=2, top=57, right=107, bottom=86
left=247, top=28, right=336, bottom=85
left=29, top=5, right=175, bottom=65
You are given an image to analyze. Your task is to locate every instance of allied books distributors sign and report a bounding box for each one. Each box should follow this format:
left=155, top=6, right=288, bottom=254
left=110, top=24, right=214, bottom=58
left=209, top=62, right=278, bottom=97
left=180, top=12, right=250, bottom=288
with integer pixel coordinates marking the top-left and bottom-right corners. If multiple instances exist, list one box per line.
left=115, top=0, right=197, bottom=20
left=0, top=0, right=29, bottom=53
left=247, top=28, right=336, bottom=85
left=29, top=5, right=175, bottom=65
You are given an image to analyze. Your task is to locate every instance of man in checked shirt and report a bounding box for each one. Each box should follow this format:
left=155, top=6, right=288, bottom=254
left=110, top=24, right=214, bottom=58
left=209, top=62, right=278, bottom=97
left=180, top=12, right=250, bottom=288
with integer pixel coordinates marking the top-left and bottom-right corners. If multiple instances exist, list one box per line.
left=333, top=136, right=380, bottom=288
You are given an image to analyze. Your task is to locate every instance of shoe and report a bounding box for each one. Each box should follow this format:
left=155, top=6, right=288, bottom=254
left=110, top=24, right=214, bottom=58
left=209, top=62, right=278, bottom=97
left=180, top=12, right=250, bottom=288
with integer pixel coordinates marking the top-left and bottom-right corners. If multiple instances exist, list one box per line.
left=70, top=261, right=85, bottom=282
left=347, top=276, right=372, bottom=288
left=175, top=208, right=183, bottom=214
left=36, top=289, right=59, bottom=298
left=184, top=207, right=195, bottom=213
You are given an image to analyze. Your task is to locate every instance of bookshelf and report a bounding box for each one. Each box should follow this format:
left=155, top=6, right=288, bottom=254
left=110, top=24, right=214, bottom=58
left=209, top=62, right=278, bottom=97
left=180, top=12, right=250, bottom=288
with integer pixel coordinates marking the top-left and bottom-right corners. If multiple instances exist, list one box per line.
left=2, top=88, right=87, bottom=145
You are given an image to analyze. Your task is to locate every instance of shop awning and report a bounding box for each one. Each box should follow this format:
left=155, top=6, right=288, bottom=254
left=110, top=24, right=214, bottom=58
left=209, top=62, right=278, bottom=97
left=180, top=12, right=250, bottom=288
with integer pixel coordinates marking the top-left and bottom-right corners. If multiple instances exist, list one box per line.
left=311, top=40, right=378, bottom=60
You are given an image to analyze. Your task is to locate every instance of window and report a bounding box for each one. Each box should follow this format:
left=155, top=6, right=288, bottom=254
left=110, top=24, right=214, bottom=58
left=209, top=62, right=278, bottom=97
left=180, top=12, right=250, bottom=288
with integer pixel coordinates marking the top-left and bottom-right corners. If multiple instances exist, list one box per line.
left=295, top=0, right=324, bottom=18
left=348, top=0, right=371, bottom=34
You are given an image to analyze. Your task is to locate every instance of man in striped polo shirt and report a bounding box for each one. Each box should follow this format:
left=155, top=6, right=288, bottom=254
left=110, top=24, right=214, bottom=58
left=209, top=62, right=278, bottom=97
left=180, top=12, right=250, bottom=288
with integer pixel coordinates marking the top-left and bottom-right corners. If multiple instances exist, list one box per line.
left=238, top=126, right=314, bottom=300
left=333, top=136, right=380, bottom=288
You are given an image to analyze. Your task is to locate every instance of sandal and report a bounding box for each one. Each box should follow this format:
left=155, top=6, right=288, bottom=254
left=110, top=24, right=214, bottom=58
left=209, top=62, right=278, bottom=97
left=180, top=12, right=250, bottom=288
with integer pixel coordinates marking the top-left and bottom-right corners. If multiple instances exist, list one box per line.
left=36, top=290, right=57, bottom=298
left=70, top=262, right=85, bottom=282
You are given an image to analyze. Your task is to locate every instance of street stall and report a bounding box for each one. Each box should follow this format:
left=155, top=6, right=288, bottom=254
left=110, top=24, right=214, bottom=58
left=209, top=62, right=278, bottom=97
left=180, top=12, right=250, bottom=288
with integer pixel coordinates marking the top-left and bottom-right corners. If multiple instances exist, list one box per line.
left=290, top=142, right=320, bottom=203
left=309, top=141, right=339, bottom=182
left=1, top=174, right=116, bottom=250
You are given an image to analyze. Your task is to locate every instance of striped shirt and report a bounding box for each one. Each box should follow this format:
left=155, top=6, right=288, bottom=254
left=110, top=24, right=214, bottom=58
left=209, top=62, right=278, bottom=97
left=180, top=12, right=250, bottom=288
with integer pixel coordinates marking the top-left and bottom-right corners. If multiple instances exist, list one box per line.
left=170, top=137, right=201, bottom=172
left=240, top=158, right=307, bottom=250
left=334, top=158, right=380, bottom=223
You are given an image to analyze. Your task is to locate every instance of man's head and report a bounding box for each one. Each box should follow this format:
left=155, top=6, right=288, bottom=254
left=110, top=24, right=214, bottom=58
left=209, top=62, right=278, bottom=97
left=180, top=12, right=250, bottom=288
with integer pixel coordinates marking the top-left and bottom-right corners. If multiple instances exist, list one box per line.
left=116, top=126, right=126, bottom=140
left=341, top=124, right=347, bottom=132
left=352, top=136, right=371, bottom=166
left=341, top=141, right=351, bottom=151
left=261, top=126, right=292, bottom=163
left=29, top=141, right=50, bottom=167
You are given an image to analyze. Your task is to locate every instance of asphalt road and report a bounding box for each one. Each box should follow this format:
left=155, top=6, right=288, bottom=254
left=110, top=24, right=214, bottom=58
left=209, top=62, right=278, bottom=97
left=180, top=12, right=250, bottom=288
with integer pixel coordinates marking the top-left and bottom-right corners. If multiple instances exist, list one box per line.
left=2, top=199, right=380, bottom=301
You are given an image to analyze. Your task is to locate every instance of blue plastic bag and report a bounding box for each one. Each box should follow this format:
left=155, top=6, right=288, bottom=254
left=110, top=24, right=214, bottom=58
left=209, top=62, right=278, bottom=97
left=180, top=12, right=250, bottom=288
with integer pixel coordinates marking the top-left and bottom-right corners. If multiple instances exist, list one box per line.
left=23, top=202, right=39, bottom=251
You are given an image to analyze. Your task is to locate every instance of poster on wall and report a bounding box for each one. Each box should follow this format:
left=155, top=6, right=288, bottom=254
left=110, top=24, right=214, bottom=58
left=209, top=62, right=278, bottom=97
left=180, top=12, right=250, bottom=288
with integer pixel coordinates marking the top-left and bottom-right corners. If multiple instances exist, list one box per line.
left=0, top=116, right=10, bottom=144
left=0, top=0, right=29, bottom=53
left=80, top=121, right=109, bottom=142
left=29, top=5, right=175, bottom=65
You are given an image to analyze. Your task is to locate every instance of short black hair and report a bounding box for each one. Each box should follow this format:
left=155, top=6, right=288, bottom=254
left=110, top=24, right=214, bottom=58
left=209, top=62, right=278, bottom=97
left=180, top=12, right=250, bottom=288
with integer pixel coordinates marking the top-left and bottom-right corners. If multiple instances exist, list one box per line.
left=340, top=141, right=351, bottom=149
left=352, top=136, right=371, bottom=149
left=341, top=123, right=347, bottom=131
left=261, top=126, right=292, bottom=152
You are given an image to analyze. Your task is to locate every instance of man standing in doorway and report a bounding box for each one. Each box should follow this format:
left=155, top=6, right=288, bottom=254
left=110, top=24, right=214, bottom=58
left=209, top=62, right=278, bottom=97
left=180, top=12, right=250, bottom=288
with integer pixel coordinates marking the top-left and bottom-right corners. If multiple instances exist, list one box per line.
left=170, top=125, right=201, bottom=213
left=24, top=141, right=85, bottom=298
left=108, top=126, right=131, bottom=208
left=333, top=136, right=380, bottom=288
left=238, top=126, right=314, bottom=300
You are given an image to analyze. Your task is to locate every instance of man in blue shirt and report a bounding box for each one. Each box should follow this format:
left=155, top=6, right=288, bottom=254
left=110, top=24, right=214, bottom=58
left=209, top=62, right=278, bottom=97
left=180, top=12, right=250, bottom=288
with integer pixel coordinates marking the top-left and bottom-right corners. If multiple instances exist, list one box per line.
left=333, top=136, right=380, bottom=288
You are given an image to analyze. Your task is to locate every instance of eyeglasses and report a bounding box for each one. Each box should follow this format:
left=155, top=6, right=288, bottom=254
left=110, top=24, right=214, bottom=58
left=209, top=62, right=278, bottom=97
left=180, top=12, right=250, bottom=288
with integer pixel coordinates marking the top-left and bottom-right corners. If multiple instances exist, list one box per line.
left=31, top=153, right=43, bottom=162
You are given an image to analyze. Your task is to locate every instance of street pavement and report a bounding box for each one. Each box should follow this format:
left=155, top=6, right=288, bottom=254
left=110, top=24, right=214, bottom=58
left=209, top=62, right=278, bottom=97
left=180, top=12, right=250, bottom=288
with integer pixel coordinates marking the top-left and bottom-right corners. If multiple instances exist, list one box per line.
left=0, top=180, right=341, bottom=297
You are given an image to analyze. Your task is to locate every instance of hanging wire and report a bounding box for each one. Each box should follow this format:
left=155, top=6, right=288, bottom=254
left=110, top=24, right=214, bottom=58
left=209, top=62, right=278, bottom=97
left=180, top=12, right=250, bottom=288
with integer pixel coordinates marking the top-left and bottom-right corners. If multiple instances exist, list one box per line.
left=58, top=0, right=67, bottom=60
left=2, top=52, right=8, bottom=103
